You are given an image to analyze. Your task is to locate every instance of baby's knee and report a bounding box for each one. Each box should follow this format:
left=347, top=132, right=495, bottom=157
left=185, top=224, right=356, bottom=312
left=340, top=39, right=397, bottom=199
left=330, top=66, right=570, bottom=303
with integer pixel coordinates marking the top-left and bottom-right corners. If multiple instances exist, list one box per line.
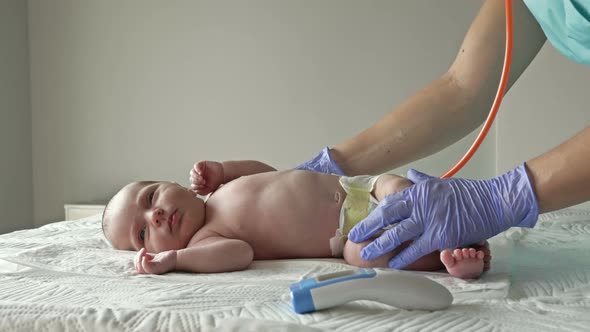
left=373, top=174, right=412, bottom=201
left=343, top=239, right=391, bottom=268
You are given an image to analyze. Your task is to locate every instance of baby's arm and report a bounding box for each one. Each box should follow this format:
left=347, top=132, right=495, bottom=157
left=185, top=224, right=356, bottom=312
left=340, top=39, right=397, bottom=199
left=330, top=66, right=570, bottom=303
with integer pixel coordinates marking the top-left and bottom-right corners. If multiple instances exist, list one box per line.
left=190, top=160, right=276, bottom=195
left=135, top=236, right=253, bottom=274
left=176, top=236, right=254, bottom=273
left=219, top=160, right=277, bottom=182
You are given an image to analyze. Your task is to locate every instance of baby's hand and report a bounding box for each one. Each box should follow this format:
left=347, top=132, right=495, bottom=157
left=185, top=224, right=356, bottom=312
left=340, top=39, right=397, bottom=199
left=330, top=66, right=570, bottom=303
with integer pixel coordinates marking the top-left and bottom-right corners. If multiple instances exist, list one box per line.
left=189, top=160, right=224, bottom=195
left=134, top=248, right=177, bottom=274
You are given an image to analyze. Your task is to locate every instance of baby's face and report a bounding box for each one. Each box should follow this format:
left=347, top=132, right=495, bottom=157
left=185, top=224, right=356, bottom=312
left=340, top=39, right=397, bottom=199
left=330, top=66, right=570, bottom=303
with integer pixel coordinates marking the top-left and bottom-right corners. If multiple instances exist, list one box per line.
left=105, top=181, right=205, bottom=253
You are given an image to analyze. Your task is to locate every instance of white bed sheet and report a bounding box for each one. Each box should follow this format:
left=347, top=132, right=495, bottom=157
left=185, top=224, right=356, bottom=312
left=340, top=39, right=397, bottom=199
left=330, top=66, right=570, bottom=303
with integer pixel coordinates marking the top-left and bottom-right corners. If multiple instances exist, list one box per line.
left=0, top=209, right=589, bottom=331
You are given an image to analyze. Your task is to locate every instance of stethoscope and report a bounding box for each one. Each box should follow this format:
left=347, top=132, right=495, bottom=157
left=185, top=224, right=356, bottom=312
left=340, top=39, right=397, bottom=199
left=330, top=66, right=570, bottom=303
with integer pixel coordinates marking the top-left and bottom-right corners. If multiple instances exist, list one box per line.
left=441, top=0, right=513, bottom=178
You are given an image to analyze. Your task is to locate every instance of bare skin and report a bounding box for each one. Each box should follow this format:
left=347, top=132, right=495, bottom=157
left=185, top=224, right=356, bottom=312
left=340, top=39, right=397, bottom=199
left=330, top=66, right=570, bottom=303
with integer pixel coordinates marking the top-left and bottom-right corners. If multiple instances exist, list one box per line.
left=195, top=169, right=346, bottom=260
left=104, top=160, right=490, bottom=278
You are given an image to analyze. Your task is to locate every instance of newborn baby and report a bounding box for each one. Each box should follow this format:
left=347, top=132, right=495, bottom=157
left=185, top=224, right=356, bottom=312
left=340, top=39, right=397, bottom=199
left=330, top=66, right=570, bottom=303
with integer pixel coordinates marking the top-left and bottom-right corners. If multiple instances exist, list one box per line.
left=102, top=160, right=490, bottom=278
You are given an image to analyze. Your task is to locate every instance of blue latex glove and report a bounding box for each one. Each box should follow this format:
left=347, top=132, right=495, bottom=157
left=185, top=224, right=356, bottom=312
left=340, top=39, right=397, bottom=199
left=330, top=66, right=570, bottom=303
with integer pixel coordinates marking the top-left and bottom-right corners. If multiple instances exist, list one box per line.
left=348, top=163, right=540, bottom=269
left=293, top=147, right=345, bottom=176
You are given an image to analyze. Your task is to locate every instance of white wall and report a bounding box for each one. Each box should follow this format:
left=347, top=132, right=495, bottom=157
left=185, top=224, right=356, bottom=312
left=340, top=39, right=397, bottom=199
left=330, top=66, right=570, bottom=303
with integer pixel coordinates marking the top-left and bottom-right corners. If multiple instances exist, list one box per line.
left=0, top=0, right=33, bottom=234
left=29, top=0, right=493, bottom=226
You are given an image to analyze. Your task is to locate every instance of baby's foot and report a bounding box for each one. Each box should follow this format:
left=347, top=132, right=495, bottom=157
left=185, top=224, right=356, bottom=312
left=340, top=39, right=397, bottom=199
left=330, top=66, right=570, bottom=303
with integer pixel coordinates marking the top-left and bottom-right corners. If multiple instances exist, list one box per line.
left=471, top=241, right=492, bottom=272
left=440, top=248, right=484, bottom=279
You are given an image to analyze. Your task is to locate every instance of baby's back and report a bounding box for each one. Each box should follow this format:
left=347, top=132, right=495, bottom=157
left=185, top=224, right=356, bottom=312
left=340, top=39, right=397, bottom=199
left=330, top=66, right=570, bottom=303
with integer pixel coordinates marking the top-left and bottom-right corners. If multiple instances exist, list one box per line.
left=200, top=170, right=345, bottom=259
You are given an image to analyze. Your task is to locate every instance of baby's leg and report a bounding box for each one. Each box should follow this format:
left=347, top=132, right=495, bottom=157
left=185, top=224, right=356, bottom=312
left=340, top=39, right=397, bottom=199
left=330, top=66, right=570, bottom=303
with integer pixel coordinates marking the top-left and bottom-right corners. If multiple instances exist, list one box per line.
left=372, top=174, right=413, bottom=201
left=343, top=239, right=443, bottom=271
left=343, top=174, right=441, bottom=270
left=344, top=240, right=489, bottom=279
left=345, top=174, right=490, bottom=278
left=374, top=174, right=492, bottom=277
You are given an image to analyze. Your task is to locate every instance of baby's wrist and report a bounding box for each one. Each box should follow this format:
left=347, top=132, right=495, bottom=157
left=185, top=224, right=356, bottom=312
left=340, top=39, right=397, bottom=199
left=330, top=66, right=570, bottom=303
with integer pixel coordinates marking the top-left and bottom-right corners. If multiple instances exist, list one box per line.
left=171, top=250, right=179, bottom=271
left=218, top=161, right=227, bottom=183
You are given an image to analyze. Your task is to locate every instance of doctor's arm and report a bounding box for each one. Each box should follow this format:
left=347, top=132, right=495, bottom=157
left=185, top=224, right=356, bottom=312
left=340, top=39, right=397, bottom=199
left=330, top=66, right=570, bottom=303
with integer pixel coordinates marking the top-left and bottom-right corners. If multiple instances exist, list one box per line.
left=299, top=0, right=546, bottom=175
left=527, top=126, right=590, bottom=213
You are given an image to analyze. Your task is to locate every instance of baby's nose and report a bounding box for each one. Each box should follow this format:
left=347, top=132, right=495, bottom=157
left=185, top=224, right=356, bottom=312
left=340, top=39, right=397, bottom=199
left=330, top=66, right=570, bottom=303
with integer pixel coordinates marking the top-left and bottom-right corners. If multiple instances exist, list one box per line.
left=150, top=208, right=166, bottom=227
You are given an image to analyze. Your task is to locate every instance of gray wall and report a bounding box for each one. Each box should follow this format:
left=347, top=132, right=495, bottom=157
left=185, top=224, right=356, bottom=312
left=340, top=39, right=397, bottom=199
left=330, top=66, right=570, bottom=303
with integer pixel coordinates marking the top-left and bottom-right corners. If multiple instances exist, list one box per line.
left=25, top=0, right=589, bottom=226
left=29, top=0, right=492, bottom=226
left=0, top=0, right=33, bottom=233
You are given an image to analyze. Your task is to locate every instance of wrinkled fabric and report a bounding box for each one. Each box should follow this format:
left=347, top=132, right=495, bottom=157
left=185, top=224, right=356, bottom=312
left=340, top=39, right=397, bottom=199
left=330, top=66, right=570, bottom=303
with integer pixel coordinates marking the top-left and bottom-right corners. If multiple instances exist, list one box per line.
left=348, top=163, right=540, bottom=269
left=524, top=0, right=590, bottom=65
left=293, top=147, right=345, bottom=175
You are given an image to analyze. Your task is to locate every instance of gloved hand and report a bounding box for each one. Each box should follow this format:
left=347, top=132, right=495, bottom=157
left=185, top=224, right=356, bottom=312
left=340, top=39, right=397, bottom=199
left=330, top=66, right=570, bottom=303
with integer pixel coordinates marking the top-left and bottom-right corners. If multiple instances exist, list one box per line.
left=293, top=147, right=345, bottom=175
left=348, top=163, right=539, bottom=269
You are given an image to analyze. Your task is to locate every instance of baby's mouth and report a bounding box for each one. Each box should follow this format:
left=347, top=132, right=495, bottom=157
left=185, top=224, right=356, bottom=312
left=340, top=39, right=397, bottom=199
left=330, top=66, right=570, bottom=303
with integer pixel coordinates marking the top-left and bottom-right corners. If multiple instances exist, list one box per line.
left=168, top=209, right=178, bottom=232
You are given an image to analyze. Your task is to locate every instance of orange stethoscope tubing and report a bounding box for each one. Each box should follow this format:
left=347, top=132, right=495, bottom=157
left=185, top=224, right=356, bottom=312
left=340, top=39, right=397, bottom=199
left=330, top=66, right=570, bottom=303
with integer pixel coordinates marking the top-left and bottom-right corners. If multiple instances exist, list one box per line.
left=440, top=0, right=514, bottom=178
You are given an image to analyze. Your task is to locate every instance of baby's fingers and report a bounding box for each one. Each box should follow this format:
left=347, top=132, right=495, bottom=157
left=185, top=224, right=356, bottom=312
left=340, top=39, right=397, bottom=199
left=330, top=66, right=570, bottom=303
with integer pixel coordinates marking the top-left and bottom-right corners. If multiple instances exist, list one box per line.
left=141, top=256, right=155, bottom=274
left=196, top=161, right=207, bottom=175
left=191, top=183, right=208, bottom=193
left=135, top=256, right=145, bottom=274
left=189, top=173, right=206, bottom=185
left=134, top=248, right=148, bottom=274
left=140, top=256, right=148, bottom=273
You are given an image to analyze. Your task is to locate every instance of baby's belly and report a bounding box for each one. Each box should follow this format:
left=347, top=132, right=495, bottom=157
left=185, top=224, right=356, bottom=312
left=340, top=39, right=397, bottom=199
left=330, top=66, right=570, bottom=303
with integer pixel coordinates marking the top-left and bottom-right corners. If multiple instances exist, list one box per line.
left=213, top=171, right=346, bottom=259
left=253, top=198, right=342, bottom=259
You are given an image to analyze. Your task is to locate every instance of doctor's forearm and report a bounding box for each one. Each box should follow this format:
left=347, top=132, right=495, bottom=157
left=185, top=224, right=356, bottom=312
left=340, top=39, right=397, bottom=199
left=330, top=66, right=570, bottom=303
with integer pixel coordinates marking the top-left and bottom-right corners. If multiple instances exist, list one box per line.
left=526, top=126, right=590, bottom=213
left=330, top=0, right=545, bottom=176
left=332, top=74, right=483, bottom=175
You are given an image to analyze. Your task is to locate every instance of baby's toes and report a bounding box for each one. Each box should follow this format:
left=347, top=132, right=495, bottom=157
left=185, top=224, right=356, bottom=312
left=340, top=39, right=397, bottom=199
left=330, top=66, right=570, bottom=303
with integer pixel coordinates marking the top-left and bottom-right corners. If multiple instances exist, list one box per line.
left=453, top=249, right=464, bottom=260
left=476, top=250, right=485, bottom=260
left=440, top=249, right=456, bottom=268
left=462, top=248, right=472, bottom=259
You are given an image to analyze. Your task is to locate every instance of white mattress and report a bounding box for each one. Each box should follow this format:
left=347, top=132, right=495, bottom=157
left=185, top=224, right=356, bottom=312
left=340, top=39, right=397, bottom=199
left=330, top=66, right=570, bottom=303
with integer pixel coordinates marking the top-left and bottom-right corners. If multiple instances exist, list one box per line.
left=0, top=209, right=589, bottom=331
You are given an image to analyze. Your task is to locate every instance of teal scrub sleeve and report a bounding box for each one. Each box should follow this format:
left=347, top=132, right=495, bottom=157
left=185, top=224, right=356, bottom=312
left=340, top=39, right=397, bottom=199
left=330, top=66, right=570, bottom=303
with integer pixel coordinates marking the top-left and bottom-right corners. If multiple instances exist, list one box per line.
left=524, top=0, right=590, bottom=65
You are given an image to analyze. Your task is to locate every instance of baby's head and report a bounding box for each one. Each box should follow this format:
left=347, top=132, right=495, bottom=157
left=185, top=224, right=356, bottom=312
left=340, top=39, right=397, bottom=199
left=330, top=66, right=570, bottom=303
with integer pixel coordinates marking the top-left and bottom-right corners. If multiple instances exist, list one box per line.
left=102, top=181, right=205, bottom=253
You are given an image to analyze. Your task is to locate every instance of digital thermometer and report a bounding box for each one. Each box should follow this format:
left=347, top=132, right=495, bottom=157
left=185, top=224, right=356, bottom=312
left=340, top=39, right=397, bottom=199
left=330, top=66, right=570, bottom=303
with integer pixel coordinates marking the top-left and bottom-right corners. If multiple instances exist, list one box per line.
left=290, top=268, right=452, bottom=314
